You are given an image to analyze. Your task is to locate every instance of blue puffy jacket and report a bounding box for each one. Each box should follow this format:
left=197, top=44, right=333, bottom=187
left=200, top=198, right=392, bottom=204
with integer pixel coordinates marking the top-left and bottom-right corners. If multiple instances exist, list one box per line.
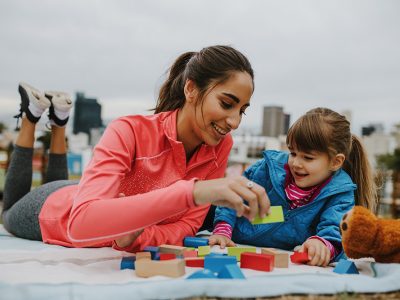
left=214, top=150, right=356, bottom=261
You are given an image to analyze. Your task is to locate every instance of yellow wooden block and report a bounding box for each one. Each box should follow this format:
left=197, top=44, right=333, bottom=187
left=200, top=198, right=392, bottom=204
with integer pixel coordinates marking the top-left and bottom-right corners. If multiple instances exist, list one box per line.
left=197, top=245, right=211, bottom=256
left=261, top=248, right=289, bottom=268
left=227, top=247, right=256, bottom=261
left=135, top=259, right=186, bottom=278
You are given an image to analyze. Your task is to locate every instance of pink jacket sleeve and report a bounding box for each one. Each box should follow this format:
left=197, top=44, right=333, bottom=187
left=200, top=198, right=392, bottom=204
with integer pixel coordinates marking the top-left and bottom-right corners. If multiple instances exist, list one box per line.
left=113, top=135, right=233, bottom=252
left=67, top=119, right=197, bottom=247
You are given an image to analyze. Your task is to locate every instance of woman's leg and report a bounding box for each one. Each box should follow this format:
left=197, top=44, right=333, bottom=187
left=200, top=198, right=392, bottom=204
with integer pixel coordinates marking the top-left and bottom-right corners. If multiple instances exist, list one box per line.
left=2, top=180, right=78, bottom=240
left=3, top=83, right=51, bottom=212
left=44, top=91, right=73, bottom=183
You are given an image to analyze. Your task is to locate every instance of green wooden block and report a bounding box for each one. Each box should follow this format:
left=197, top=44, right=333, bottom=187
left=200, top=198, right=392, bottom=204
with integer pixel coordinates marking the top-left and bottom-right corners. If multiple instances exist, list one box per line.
left=227, top=247, right=256, bottom=261
left=251, top=206, right=284, bottom=225
left=197, top=245, right=211, bottom=256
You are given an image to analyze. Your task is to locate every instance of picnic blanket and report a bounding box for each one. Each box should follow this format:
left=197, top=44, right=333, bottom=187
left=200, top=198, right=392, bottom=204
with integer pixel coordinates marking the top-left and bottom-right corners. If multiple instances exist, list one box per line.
left=0, top=224, right=399, bottom=299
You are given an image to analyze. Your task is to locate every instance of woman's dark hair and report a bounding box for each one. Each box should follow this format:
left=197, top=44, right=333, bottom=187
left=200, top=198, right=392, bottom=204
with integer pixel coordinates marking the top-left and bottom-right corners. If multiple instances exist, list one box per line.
left=154, top=45, right=254, bottom=113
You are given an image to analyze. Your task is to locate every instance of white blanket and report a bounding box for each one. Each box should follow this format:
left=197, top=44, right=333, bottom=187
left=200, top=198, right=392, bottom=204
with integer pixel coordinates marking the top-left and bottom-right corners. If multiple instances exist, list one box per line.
left=1, top=225, right=399, bottom=299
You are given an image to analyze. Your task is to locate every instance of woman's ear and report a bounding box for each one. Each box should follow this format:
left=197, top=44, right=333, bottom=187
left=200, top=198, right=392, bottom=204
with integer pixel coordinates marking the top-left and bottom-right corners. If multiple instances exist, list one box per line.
left=184, top=79, right=198, bottom=103
left=330, top=153, right=345, bottom=171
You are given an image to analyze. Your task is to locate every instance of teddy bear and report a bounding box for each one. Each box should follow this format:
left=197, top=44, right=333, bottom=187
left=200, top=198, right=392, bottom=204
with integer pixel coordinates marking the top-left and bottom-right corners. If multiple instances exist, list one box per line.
left=340, top=206, right=400, bottom=263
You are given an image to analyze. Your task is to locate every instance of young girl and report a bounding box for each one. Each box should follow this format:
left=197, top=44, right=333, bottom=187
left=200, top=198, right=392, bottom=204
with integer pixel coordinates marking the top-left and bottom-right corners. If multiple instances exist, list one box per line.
left=2, top=45, right=270, bottom=252
left=210, top=107, right=377, bottom=266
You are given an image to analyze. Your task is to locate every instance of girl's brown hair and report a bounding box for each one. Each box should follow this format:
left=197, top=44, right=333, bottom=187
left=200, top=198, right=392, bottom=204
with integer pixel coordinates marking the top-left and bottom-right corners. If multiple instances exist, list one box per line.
left=155, top=45, right=254, bottom=113
left=286, top=107, right=377, bottom=212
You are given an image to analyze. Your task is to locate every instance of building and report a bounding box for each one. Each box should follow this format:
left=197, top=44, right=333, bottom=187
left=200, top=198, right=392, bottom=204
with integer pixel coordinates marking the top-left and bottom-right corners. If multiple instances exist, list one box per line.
left=262, top=106, right=290, bottom=137
left=73, top=92, right=103, bottom=143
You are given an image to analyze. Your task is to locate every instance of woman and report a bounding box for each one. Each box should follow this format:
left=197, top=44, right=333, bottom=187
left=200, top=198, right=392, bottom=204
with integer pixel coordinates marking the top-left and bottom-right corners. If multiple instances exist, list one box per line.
left=2, top=45, right=270, bottom=252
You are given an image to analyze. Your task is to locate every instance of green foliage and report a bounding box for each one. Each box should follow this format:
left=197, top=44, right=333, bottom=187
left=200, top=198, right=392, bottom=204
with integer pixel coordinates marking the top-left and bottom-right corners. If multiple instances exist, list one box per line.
left=377, top=148, right=400, bottom=171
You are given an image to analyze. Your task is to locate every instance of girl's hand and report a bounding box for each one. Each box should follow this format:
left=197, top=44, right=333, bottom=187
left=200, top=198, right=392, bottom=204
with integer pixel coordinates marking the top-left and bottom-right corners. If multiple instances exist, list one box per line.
left=299, top=238, right=331, bottom=267
left=193, top=176, right=270, bottom=222
left=208, top=234, right=236, bottom=249
left=114, top=193, right=144, bottom=248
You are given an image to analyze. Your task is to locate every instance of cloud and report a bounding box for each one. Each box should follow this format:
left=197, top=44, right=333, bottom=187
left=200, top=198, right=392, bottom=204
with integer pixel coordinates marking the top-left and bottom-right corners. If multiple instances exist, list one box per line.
left=1, top=0, right=399, bottom=134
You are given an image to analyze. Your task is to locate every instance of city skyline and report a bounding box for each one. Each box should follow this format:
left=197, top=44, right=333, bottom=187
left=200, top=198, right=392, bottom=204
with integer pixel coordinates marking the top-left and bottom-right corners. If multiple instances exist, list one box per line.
left=1, top=0, right=400, bottom=135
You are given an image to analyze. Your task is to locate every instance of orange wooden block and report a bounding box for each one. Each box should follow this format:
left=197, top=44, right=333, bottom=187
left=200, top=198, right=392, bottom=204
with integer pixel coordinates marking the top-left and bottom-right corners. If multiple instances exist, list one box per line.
left=159, top=244, right=187, bottom=256
left=183, top=250, right=198, bottom=258
left=185, top=257, right=205, bottom=268
left=261, top=248, right=289, bottom=268
left=136, top=252, right=152, bottom=260
left=135, top=259, right=186, bottom=278
left=159, top=253, right=176, bottom=260
left=240, top=252, right=274, bottom=272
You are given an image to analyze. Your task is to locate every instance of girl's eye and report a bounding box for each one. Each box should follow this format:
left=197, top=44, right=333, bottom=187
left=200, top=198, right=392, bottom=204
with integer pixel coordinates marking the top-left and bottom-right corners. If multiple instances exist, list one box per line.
left=290, top=152, right=296, bottom=157
left=240, top=110, right=247, bottom=116
left=304, top=156, right=314, bottom=160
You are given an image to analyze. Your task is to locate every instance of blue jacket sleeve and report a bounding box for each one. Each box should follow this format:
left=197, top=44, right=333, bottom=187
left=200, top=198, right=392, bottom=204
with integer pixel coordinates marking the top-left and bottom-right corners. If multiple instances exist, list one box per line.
left=316, top=190, right=355, bottom=260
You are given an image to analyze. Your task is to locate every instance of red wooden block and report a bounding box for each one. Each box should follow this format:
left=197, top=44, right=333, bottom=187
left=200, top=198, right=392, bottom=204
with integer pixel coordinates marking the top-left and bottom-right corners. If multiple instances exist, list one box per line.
left=183, top=250, right=198, bottom=258
left=290, top=251, right=309, bottom=264
left=240, top=252, right=274, bottom=272
left=159, top=253, right=176, bottom=260
left=185, top=257, right=205, bottom=268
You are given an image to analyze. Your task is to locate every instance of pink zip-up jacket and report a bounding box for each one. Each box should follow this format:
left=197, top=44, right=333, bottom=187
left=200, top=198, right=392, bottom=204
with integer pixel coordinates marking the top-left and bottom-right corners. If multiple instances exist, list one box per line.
left=39, top=109, right=232, bottom=252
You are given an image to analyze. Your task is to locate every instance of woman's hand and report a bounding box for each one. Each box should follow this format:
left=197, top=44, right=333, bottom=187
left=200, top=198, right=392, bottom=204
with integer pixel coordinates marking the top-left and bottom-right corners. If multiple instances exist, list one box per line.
left=208, top=234, right=236, bottom=248
left=193, top=176, right=270, bottom=221
left=299, top=238, right=331, bottom=267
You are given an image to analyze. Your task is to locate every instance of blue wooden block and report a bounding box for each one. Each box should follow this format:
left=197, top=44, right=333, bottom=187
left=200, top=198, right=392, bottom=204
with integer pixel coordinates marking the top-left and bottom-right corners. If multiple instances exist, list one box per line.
left=333, top=259, right=359, bottom=274
left=143, top=246, right=159, bottom=260
left=218, top=264, right=246, bottom=279
left=187, top=269, right=217, bottom=279
left=204, top=255, right=237, bottom=273
left=120, top=256, right=136, bottom=270
left=183, top=237, right=209, bottom=248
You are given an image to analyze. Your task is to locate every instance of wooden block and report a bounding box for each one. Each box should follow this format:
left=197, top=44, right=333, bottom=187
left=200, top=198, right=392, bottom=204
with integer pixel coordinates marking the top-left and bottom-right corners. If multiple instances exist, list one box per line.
left=159, top=244, right=187, bottom=256
left=159, top=253, right=176, bottom=260
left=135, top=259, right=186, bottom=278
left=120, top=256, right=136, bottom=270
left=136, top=252, right=152, bottom=260
left=183, top=236, right=209, bottom=248
left=251, top=206, right=284, bottom=224
left=227, top=247, right=256, bottom=261
left=218, top=264, right=246, bottom=279
left=183, top=250, right=198, bottom=258
left=290, top=251, right=309, bottom=264
left=240, top=252, right=274, bottom=272
left=185, top=257, right=205, bottom=268
left=187, top=269, right=217, bottom=279
left=261, top=248, right=289, bottom=268
left=204, top=256, right=237, bottom=273
left=333, top=259, right=359, bottom=274
left=197, top=245, right=211, bottom=256
left=143, top=246, right=159, bottom=259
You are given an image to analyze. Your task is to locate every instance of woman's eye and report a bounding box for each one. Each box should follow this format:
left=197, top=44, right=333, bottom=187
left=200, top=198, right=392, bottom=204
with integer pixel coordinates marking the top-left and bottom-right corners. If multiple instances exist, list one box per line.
left=220, top=101, right=232, bottom=109
left=240, top=110, right=247, bottom=116
left=290, top=152, right=296, bottom=157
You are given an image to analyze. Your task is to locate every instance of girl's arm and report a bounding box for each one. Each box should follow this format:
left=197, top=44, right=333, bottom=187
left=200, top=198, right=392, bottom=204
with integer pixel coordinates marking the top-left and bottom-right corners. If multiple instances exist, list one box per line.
left=314, top=190, right=355, bottom=258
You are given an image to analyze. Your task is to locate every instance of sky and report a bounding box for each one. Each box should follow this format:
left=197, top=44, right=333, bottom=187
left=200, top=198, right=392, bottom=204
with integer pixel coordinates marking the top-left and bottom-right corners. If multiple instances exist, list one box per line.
left=1, top=0, right=399, bottom=135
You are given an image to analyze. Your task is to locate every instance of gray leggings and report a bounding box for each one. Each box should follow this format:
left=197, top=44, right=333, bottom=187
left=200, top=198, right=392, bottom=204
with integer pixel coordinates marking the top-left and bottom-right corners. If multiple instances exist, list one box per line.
left=2, top=145, right=78, bottom=240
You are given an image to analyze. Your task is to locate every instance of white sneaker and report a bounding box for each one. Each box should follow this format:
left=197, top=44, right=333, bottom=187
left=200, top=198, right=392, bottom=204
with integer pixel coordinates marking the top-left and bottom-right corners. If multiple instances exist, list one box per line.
left=45, top=91, right=73, bottom=127
left=14, top=82, right=51, bottom=125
